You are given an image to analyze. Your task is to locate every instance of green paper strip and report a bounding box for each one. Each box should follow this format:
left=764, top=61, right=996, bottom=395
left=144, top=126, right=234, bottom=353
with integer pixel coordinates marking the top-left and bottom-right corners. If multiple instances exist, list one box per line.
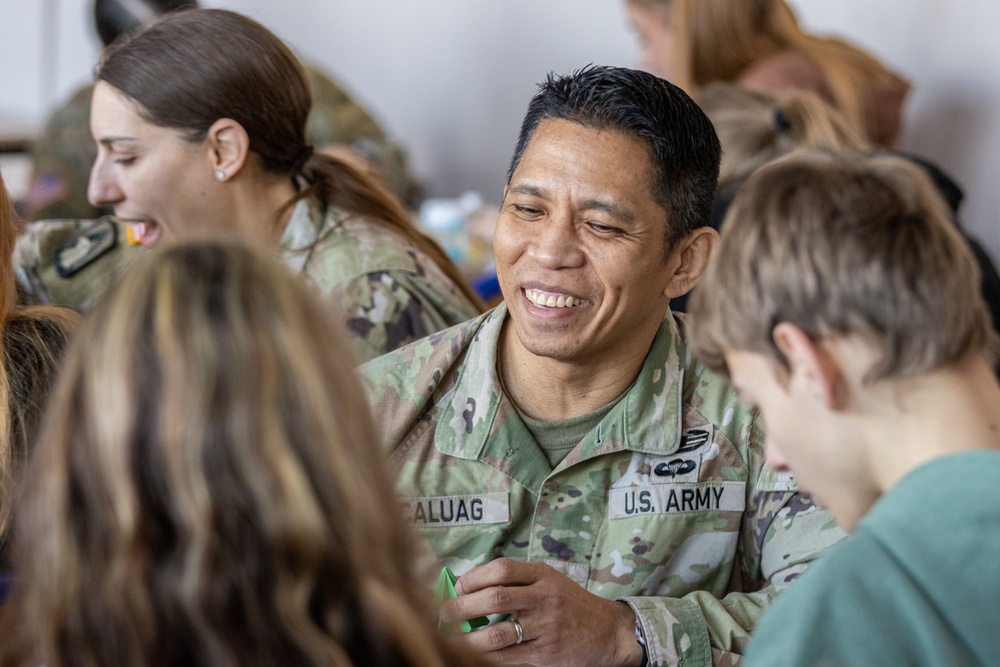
left=435, top=566, right=490, bottom=633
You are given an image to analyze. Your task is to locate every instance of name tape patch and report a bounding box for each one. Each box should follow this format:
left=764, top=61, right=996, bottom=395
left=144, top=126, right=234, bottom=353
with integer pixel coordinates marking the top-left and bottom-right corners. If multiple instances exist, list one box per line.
left=609, top=482, right=746, bottom=519
left=402, top=493, right=509, bottom=527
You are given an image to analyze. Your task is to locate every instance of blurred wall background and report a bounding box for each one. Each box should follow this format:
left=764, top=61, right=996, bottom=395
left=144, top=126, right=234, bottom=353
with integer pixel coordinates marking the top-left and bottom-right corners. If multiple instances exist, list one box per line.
left=1, top=0, right=997, bottom=261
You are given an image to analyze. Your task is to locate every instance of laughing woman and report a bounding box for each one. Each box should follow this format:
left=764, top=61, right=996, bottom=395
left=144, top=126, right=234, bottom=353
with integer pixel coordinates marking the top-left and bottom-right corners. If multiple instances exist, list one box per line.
left=86, top=8, right=480, bottom=361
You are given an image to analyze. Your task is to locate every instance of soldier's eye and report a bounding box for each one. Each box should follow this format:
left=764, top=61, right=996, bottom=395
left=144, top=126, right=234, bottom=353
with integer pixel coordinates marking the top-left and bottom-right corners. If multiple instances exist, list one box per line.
left=588, top=222, right=623, bottom=235
left=114, top=157, right=136, bottom=166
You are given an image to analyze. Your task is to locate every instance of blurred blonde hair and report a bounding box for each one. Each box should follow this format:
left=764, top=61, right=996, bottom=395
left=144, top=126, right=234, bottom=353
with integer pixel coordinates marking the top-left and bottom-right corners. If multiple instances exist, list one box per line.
left=0, top=237, right=483, bottom=667
left=629, top=0, right=903, bottom=136
left=0, top=174, right=77, bottom=551
left=689, top=151, right=998, bottom=382
left=699, top=82, right=869, bottom=191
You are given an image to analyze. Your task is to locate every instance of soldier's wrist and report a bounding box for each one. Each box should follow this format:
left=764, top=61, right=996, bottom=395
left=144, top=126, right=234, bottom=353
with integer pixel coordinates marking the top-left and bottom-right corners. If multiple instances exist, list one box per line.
left=635, top=617, right=649, bottom=667
left=616, top=601, right=648, bottom=667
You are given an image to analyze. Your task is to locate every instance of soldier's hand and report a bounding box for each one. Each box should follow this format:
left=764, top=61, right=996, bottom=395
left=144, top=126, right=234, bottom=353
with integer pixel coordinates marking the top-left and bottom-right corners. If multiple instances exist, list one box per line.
left=441, top=558, right=643, bottom=667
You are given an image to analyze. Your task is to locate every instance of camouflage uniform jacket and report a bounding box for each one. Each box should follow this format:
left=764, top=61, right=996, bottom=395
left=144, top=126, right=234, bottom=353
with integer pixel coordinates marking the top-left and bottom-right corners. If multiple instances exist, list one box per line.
left=282, top=195, right=479, bottom=363
left=361, top=304, right=845, bottom=666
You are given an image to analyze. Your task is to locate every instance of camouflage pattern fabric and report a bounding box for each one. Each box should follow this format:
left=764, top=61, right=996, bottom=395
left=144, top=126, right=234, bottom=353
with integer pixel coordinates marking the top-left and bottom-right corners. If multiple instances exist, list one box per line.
left=14, top=218, right=143, bottom=311
left=23, top=66, right=416, bottom=221
left=280, top=196, right=479, bottom=363
left=16, top=199, right=477, bottom=361
left=361, top=304, right=846, bottom=666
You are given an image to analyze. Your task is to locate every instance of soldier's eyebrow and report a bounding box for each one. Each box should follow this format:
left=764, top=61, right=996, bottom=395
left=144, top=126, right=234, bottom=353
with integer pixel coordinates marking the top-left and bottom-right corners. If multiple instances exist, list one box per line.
left=579, top=198, right=636, bottom=223
left=507, top=183, right=547, bottom=199
left=508, top=184, right=636, bottom=223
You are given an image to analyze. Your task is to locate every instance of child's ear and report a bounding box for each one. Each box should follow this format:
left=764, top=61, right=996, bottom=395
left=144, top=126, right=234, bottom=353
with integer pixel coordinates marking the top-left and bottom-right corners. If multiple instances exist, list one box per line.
left=772, top=322, right=842, bottom=409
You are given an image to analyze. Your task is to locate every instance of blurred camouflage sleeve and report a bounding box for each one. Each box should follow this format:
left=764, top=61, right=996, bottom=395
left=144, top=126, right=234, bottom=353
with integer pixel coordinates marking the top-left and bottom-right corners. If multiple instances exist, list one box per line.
left=332, top=269, right=477, bottom=364
left=620, top=417, right=846, bottom=666
left=14, top=219, right=145, bottom=311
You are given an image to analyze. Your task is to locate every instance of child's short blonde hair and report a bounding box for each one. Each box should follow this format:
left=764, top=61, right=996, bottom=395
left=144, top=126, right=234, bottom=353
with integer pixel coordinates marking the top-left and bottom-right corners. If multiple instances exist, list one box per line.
left=689, top=150, right=997, bottom=381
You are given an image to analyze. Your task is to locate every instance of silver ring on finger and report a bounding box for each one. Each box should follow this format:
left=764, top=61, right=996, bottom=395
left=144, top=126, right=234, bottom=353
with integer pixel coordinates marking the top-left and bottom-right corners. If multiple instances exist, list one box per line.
left=510, top=617, right=524, bottom=645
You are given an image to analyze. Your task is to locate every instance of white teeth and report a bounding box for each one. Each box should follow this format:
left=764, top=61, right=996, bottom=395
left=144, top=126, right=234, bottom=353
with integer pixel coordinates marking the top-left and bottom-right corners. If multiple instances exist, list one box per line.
left=525, top=288, right=580, bottom=309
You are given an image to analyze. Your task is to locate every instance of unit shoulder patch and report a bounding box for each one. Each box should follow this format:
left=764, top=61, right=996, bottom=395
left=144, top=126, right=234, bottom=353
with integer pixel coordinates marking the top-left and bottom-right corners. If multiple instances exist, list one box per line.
left=54, top=218, right=118, bottom=278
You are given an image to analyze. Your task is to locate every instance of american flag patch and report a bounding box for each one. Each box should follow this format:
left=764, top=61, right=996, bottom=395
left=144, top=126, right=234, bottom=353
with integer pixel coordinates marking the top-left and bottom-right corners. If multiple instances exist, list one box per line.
left=24, top=172, right=68, bottom=212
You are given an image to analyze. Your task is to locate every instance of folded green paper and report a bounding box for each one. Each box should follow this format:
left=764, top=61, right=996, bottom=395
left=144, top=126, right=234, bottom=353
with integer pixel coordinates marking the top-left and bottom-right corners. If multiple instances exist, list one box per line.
left=435, top=566, right=490, bottom=633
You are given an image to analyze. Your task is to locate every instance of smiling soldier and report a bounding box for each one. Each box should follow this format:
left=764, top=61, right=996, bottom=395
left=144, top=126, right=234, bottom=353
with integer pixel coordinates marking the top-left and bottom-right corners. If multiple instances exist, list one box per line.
left=362, top=66, right=844, bottom=667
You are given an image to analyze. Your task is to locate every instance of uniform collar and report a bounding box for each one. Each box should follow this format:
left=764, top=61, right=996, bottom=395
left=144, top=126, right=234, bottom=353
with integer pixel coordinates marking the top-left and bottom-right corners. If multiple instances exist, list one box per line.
left=434, top=305, right=687, bottom=471
left=433, top=304, right=507, bottom=461
left=278, top=191, right=328, bottom=275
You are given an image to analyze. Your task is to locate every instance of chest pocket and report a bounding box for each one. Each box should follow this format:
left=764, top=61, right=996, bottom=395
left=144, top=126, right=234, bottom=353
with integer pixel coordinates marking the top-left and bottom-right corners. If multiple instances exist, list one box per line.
left=592, top=481, right=747, bottom=598
left=402, top=492, right=514, bottom=578
left=586, top=423, right=748, bottom=598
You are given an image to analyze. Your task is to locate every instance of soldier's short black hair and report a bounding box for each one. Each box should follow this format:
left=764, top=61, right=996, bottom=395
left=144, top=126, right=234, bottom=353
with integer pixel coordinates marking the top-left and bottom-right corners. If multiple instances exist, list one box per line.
left=507, top=65, right=721, bottom=253
left=93, top=0, right=199, bottom=47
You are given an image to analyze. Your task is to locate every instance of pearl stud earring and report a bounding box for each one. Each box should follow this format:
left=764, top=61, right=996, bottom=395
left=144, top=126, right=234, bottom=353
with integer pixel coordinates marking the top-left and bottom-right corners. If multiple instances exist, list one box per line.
left=215, top=170, right=226, bottom=180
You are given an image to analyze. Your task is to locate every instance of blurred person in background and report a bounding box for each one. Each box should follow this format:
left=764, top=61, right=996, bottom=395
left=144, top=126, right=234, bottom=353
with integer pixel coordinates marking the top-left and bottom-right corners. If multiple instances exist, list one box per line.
left=624, top=0, right=910, bottom=147
left=685, top=83, right=1000, bottom=364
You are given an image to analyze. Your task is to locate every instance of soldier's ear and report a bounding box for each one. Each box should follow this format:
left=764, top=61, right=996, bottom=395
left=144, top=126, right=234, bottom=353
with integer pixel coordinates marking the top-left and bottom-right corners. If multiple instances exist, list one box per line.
left=664, top=226, right=718, bottom=299
left=205, top=118, right=250, bottom=181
